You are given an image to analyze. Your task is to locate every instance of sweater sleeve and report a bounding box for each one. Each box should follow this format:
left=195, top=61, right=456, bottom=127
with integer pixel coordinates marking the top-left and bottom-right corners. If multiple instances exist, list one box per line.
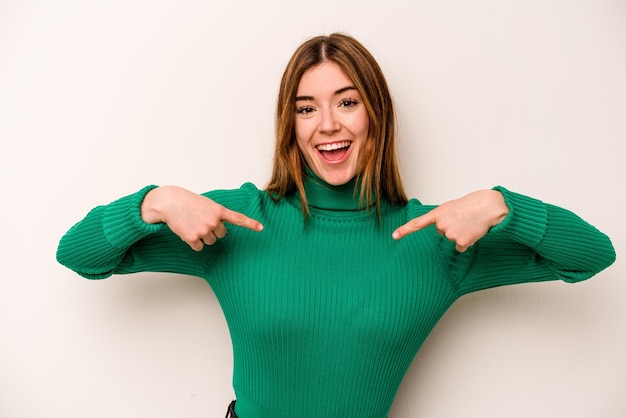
left=56, top=184, right=261, bottom=280
left=442, top=186, right=616, bottom=296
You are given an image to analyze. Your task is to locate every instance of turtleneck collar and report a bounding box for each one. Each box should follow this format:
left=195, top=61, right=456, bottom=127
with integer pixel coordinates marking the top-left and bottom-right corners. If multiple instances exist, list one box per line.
left=302, top=167, right=375, bottom=212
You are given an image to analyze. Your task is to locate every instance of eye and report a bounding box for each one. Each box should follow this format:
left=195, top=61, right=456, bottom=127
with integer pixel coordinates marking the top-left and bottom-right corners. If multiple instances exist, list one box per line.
left=339, top=99, right=359, bottom=108
left=296, top=105, right=316, bottom=118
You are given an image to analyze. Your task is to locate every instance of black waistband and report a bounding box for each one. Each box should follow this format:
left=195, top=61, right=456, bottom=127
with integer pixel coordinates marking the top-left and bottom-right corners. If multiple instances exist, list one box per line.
left=225, top=400, right=237, bottom=418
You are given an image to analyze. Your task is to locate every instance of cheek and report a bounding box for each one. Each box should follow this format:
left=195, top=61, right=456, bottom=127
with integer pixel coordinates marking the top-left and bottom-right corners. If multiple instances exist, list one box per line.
left=354, top=113, right=370, bottom=140
left=294, top=128, right=305, bottom=151
left=355, top=124, right=370, bottom=143
left=294, top=119, right=314, bottom=147
left=293, top=128, right=311, bottom=162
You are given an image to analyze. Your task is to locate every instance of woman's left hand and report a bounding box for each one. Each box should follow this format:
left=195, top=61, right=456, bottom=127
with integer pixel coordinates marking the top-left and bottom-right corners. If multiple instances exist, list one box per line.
left=392, top=190, right=510, bottom=252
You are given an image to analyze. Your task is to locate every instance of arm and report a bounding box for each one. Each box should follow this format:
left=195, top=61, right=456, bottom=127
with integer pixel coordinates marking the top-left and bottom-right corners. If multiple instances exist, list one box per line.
left=394, top=187, right=616, bottom=294
left=56, top=185, right=263, bottom=280
left=141, top=185, right=263, bottom=250
left=393, top=188, right=508, bottom=252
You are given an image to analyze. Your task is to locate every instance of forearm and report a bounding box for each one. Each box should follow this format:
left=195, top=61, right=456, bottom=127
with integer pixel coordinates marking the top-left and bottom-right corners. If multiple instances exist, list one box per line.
left=57, top=183, right=263, bottom=280
left=449, top=187, right=615, bottom=295
left=56, top=185, right=162, bottom=279
left=491, top=186, right=615, bottom=281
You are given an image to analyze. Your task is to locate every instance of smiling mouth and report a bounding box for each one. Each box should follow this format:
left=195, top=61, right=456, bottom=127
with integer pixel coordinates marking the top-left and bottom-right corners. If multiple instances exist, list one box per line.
left=316, top=141, right=352, bottom=162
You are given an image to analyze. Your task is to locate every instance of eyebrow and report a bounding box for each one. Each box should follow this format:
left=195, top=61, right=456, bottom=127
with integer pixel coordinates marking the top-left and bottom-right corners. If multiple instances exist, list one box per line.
left=295, top=86, right=358, bottom=102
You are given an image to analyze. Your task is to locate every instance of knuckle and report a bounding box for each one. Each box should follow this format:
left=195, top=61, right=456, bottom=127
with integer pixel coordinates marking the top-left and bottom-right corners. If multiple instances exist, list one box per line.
left=204, top=217, right=219, bottom=229
left=408, top=219, right=421, bottom=230
left=180, top=232, right=196, bottom=243
left=233, top=213, right=247, bottom=226
left=456, top=239, right=469, bottom=248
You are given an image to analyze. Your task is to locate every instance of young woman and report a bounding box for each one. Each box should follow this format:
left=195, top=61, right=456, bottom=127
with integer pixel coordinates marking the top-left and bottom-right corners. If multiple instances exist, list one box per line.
left=57, top=33, right=615, bottom=418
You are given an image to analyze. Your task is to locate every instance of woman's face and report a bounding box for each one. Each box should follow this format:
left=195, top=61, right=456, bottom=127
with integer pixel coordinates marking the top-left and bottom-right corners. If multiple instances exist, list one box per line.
left=294, top=62, right=369, bottom=186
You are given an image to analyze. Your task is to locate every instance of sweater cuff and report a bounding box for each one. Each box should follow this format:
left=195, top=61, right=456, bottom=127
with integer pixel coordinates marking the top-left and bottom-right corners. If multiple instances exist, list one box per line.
left=490, top=186, right=548, bottom=249
left=102, top=185, right=162, bottom=249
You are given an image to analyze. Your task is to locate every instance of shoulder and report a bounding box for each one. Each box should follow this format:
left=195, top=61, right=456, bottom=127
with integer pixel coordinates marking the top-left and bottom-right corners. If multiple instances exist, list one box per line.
left=201, top=183, right=287, bottom=219
left=201, top=182, right=264, bottom=208
left=402, top=197, right=435, bottom=218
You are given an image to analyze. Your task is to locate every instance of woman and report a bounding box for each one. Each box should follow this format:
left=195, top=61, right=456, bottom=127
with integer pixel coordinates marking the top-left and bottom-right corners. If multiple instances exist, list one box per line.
left=57, top=33, right=615, bottom=418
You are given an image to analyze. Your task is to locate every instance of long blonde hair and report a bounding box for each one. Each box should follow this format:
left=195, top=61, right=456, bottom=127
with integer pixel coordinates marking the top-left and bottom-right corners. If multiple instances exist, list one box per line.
left=265, top=33, right=408, bottom=216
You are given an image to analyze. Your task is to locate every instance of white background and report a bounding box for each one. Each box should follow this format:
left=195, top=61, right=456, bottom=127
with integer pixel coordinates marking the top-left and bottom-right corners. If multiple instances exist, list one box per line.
left=1, top=1, right=624, bottom=417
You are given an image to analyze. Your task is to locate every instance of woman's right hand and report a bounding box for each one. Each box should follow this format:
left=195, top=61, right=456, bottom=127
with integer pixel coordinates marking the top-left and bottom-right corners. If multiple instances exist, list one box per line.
left=141, top=186, right=263, bottom=251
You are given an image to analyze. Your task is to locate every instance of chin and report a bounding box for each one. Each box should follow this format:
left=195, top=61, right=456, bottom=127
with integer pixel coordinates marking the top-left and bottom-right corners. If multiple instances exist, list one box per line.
left=319, top=171, right=356, bottom=186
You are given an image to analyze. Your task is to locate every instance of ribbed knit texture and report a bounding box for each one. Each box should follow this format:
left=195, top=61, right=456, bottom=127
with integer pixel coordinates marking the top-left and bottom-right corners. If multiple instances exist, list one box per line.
left=57, top=179, right=615, bottom=418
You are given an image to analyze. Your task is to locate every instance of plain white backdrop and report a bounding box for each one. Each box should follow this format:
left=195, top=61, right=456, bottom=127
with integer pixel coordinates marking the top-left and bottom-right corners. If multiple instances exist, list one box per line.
left=1, top=1, right=624, bottom=417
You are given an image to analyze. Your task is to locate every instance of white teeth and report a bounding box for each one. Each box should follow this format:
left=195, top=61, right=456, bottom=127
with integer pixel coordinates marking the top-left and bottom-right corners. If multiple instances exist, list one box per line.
left=316, top=141, right=351, bottom=151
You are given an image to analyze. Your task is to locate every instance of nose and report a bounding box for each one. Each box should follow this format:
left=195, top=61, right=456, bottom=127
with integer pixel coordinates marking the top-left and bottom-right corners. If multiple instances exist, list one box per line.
left=318, top=107, right=340, bottom=135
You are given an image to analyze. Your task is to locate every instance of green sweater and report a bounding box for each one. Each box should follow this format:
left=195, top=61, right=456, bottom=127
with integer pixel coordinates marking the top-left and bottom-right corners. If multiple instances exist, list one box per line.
left=57, top=176, right=615, bottom=418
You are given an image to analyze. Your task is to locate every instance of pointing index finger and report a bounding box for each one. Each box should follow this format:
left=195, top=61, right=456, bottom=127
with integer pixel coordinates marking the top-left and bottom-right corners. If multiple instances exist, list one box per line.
left=221, top=208, right=264, bottom=232
left=392, top=211, right=436, bottom=240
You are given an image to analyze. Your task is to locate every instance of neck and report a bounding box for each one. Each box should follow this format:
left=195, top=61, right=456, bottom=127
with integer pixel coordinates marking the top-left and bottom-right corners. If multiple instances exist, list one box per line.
left=301, top=168, right=374, bottom=212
